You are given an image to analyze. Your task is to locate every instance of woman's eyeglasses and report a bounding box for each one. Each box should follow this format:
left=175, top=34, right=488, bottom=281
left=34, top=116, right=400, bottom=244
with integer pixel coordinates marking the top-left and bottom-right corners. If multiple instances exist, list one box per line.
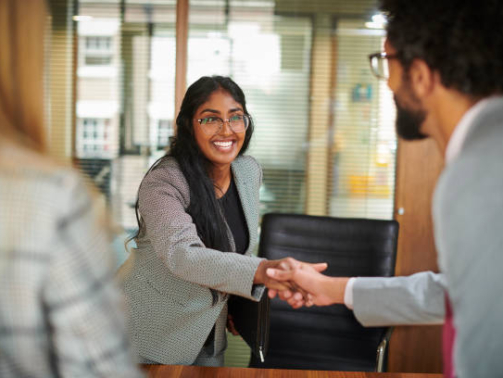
left=197, top=114, right=251, bottom=135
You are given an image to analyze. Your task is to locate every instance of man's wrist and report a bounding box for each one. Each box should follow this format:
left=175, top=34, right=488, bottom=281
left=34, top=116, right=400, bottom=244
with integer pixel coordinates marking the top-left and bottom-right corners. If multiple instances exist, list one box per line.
left=343, top=277, right=356, bottom=309
left=326, top=277, right=350, bottom=305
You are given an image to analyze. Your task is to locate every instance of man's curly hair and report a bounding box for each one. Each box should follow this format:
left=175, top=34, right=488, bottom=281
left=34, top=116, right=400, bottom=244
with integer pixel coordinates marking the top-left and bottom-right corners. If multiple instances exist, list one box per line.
left=380, top=0, right=503, bottom=97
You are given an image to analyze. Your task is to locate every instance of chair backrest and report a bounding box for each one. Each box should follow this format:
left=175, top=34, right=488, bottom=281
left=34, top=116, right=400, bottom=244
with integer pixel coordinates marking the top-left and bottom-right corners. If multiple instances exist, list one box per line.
left=249, top=213, right=399, bottom=371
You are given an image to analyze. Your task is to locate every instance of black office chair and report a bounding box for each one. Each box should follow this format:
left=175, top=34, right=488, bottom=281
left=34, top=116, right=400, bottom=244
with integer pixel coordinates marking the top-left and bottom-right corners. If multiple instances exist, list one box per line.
left=249, top=213, right=399, bottom=372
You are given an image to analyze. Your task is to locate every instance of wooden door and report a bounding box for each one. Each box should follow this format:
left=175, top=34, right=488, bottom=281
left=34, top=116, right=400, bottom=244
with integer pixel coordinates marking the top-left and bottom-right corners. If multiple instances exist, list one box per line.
left=388, top=138, right=444, bottom=373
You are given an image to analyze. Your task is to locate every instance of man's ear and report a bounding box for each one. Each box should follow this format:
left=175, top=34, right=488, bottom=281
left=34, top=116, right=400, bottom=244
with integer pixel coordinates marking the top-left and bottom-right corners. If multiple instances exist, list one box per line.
left=408, top=59, right=435, bottom=99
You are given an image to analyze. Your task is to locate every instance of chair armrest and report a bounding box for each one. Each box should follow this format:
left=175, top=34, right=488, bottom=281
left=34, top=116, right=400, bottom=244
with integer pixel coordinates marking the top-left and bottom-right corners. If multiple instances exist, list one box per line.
left=376, top=327, right=393, bottom=372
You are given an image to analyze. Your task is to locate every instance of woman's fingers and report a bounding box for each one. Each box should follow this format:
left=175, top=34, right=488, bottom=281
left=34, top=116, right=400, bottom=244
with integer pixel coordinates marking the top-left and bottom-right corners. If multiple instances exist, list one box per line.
left=289, top=282, right=309, bottom=301
left=266, top=267, right=292, bottom=281
left=268, top=289, right=277, bottom=299
left=227, top=315, right=239, bottom=336
left=265, top=278, right=292, bottom=291
left=266, top=268, right=310, bottom=306
left=278, top=290, right=292, bottom=300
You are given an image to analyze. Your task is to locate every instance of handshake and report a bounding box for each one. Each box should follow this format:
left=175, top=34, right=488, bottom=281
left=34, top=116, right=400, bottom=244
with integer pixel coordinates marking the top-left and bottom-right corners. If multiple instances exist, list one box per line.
left=253, top=258, right=350, bottom=309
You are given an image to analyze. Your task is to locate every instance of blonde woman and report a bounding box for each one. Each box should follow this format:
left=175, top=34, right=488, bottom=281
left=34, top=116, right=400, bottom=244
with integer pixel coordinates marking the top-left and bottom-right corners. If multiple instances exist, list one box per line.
left=0, top=1, right=143, bottom=377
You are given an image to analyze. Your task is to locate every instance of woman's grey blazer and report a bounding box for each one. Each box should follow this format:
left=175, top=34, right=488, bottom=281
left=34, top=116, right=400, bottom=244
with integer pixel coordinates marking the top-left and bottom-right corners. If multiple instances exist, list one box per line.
left=117, top=155, right=265, bottom=365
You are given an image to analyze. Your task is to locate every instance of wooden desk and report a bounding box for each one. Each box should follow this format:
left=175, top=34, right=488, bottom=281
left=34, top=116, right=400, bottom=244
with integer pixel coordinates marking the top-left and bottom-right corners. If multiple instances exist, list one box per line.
left=145, top=365, right=443, bottom=378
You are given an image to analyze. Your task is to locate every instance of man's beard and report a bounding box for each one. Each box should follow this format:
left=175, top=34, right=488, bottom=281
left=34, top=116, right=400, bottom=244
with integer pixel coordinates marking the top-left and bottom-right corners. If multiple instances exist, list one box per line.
left=394, top=93, right=428, bottom=141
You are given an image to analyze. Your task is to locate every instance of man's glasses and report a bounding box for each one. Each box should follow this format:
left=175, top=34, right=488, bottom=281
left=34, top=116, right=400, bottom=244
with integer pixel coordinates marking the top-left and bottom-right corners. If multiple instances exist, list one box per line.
left=368, top=52, right=398, bottom=80
left=197, top=114, right=251, bottom=135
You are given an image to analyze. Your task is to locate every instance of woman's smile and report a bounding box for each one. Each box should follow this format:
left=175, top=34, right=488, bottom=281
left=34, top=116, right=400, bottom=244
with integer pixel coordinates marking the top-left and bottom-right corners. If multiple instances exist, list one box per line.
left=212, top=138, right=236, bottom=152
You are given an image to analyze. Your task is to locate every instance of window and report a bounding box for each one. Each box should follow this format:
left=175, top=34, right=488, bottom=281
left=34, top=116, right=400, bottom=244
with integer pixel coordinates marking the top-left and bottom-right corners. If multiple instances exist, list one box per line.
left=85, top=36, right=112, bottom=50
left=156, top=120, right=173, bottom=148
left=329, top=20, right=396, bottom=219
left=85, top=55, right=113, bottom=66
left=83, top=36, right=114, bottom=66
left=76, top=117, right=112, bottom=159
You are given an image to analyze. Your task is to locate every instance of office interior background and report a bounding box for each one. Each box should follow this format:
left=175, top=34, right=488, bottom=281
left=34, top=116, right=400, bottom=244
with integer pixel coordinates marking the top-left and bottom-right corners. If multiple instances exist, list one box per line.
left=46, top=0, right=441, bottom=372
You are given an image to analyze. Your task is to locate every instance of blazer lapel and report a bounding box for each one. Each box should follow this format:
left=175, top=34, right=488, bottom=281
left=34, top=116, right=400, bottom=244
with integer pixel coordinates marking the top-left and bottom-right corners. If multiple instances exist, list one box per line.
left=231, top=159, right=254, bottom=256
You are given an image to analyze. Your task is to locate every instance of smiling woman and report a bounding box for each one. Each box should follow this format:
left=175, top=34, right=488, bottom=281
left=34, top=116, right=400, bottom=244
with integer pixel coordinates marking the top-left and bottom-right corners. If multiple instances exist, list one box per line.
left=193, top=88, right=248, bottom=187
left=116, top=76, right=323, bottom=367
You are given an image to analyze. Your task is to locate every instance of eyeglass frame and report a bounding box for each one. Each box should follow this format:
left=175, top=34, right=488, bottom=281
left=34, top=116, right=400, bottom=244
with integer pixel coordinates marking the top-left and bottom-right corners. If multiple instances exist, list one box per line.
left=368, top=52, right=399, bottom=80
left=196, top=114, right=252, bottom=135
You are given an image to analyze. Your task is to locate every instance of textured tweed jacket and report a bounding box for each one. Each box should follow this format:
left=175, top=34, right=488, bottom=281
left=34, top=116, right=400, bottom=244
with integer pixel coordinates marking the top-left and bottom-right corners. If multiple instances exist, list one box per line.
left=0, top=141, right=143, bottom=378
left=117, top=155, right=265, bottom=365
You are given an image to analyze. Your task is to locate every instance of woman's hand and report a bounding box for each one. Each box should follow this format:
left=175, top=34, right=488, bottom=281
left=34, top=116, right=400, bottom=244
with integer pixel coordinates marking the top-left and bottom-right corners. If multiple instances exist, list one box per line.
left=253, top=259, right=289, bottom=291
left=227, top=314, right=239, bottom=336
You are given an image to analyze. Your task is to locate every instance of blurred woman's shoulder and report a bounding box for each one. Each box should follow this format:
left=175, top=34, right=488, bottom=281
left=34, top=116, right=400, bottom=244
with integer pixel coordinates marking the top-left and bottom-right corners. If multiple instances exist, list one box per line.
left=0, top=140, right=79, bottom=186
left=0, top=140, right=96, bottom=221
left=0, top=140, right=112, bottom=262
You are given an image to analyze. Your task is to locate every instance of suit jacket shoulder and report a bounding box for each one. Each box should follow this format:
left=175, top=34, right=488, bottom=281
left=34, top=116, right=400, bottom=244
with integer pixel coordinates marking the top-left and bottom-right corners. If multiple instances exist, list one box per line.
left=140, top=155, right=190, bottom=209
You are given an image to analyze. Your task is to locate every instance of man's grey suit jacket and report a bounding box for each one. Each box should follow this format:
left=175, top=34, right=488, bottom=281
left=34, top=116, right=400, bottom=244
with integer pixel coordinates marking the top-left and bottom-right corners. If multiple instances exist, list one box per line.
left=433, top=97, right=503, bottom=378
left=117, top=155, right=265, bottom=365
left=351, top=97, right=503, bottom=378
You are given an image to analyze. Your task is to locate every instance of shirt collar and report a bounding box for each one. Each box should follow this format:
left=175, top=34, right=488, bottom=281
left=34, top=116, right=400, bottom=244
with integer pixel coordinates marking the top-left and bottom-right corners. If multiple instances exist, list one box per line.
left=445, top=98, right=492, bottom=165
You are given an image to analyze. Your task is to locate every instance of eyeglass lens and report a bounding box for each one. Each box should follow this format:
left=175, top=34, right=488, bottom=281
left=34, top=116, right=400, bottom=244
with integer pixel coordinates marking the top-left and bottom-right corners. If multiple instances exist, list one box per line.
left=371, top=55, right=390, bottom=79
left=200, top=115, right=249, bottom=135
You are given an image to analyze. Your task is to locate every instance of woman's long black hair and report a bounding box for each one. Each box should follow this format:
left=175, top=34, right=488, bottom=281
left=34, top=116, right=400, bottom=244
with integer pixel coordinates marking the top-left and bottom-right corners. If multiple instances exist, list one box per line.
left=128, top=76, right=254, bottom=294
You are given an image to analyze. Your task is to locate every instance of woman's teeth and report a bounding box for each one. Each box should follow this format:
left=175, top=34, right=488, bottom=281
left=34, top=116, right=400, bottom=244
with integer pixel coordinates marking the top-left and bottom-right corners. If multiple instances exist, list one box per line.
left=213, top=141, right=233, bottom=150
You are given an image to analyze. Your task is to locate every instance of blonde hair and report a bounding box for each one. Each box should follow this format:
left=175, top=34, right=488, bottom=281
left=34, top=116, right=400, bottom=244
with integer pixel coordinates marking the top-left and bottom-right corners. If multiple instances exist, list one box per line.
left=0, top=0, right=47, bottom=153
